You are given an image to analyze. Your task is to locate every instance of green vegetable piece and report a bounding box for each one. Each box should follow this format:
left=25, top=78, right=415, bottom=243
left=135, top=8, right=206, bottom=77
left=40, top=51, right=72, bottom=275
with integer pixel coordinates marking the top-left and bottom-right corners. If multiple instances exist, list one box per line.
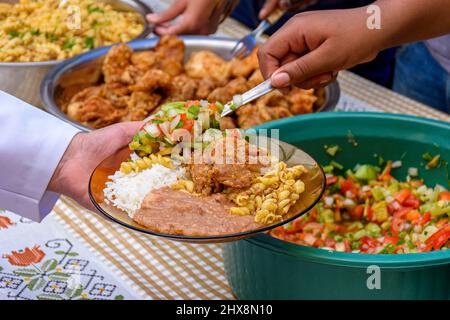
left=381, top=220, right=391, bottom=231
left=319, top=209, right=334, bottom=224
left=431, top=206, right=450, bottom=217
left=188, top=105, right=200, bottom=118
left=353, top=229, right=368, bottom=240
left=372, top=201, right=389, bottom=222
left=427, top=155, right=441, bottom=169
left=129, top=141, right=140, bottom=150
left=354, top=164, right=378, bottom=181
left=137, top=144, right=152, bottom=154
left=88, top=5, right=105, bottom=14
left=161, top=102, right=185, bottom=112
left=325, top=145, right=340, bottom=157
left=31, top=29, right=40, bottom=36
left=84, top=36, right=95, bottom=49
left=371, top=187, right=385, bottom=201
left=322, top=165, right=334, bottom=174
left=351, top=242, right=360, bottom=250
left=330, top=160, right=344, bottom=170
left=8, top=31, right=22, bottom=39
left=422, top=152, right=433, bottom=161
left=62, top=39, right=76, bottom=50
left=365, top=223, right=381, bottom=236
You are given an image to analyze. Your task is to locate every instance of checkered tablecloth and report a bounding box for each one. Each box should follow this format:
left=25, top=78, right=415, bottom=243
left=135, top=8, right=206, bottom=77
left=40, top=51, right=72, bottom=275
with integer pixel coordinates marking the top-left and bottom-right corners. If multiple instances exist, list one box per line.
left=1, top=0, right=449, bottom=300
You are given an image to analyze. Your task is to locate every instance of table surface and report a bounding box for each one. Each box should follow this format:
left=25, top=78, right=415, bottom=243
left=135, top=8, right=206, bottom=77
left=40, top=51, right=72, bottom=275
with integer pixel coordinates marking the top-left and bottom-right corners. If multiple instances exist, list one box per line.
left=1, top=0, right=449, bottom=300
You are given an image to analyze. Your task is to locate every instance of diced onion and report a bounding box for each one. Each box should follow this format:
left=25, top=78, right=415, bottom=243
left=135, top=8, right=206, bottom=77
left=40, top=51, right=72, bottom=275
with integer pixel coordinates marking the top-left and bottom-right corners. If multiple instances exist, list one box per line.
left=335, top=242, right=346, bottom=252
left=167, top=108, right=179, bottom=117
left=144, top=123, right=160, bottom=137
left=392, top=160, right=402, bottom=168
left=159, top=121, right=171, bottom=137
left=233, top=94, right=243, bottom=108
left=324, top=196, right=334, bottom=207
left=170, top=114, right=181, bottom=132
left=343, top=199, right=355, bottom=207
left=408, top=167, right=418, bottom=177
left=361, top=185, right=371, bottom=192
left=200, top=100, right=209, bottom=109
left=385, top=195, right=394, bottom=203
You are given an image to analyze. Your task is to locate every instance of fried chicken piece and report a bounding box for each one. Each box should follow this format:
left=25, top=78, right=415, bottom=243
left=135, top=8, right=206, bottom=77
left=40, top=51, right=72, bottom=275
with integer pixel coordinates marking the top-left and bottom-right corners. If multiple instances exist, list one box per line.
left=102, top=44, right=133, bottom=83
left=248, top=69, right=264, bottom=87
left=155, top=36, right=185, bottom=64
left=129, top=69, right=172, bottom=92
left=123, top=91, right=162, bottom=121
left=168, top=74, right=198, bottom=101
left=288, top=88, right=317, bottom=114
left=187, top=163, right=222, bottom=195
left=207, top=77, right=249, bottom=104
left=229, top=47, right=259, bottom=78
left=56, top=84, right=95, bottom=112
left=147, top=36, right=185, bottom=77
left=220, top=117, right=237, bottom=130
left=103, top=82, right=131, bottom=108
left=70, top=85, right=105, bottom=103
left=236, top=103, right=272, bottom=129
left=67, top=97, right=124, bottom=129
left=120, top=65, right=145, bottom=85
left=187, top=137, right=270, bottom=195
left=131, top=50, right=159, bottom=71
left=255, top=90, right=290, bottom=109
left=196, top=77, right=216, bottom=99
left=267, top=106, right=293, bottom=120
left=185, top=51, right=230, bottom=85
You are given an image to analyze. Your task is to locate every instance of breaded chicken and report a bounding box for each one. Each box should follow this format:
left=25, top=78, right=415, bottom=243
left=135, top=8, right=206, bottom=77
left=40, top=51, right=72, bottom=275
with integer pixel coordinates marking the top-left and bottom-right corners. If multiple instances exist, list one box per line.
left=67, top=97, right=123, bottom=128
left=185, top=51, right=230, bottom=85
left=102, top=44, right=133, bottom=83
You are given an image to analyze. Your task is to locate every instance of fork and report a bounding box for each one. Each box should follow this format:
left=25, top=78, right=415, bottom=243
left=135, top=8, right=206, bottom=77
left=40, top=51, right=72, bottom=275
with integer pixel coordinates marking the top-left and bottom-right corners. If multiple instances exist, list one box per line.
left=227, top=9, right=285, bottom=60
left=221, top=79, right=274, bottom=117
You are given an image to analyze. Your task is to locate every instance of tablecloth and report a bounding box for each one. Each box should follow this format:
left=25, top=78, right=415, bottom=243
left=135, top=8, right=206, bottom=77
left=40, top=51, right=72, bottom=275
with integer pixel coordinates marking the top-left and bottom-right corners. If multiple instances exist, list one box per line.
left=1, top=0, right=449, bottom=300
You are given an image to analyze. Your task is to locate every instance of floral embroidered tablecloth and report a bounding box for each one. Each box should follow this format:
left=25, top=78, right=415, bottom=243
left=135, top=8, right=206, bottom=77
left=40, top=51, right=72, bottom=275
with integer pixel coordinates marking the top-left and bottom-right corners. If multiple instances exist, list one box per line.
left=0, top=209, right=138, bottom=300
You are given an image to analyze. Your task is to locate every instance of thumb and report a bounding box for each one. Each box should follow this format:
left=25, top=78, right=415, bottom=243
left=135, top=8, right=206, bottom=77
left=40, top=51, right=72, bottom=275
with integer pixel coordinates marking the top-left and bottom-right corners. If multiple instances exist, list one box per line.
left=146, top=1, right=186, bottom=24
left=271, top=42, right=337, bottom=88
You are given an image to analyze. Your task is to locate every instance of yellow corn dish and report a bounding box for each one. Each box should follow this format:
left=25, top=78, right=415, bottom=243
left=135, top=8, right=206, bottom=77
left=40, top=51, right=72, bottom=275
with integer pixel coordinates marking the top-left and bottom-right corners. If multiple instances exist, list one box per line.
left=0, top=0, right=144, bottom=62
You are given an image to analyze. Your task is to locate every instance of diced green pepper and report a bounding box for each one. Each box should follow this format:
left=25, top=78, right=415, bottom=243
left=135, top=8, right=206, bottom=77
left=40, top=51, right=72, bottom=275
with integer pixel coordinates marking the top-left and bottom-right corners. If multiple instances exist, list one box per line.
left=371, top=187, right=385, bottom=201
left=354, top=164, right=378, bottom=181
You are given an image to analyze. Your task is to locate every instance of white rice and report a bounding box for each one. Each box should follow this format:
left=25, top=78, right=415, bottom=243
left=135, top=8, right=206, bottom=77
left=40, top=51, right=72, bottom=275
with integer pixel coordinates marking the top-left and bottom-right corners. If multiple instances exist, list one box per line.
left=103, top=164, right=185, bottom=218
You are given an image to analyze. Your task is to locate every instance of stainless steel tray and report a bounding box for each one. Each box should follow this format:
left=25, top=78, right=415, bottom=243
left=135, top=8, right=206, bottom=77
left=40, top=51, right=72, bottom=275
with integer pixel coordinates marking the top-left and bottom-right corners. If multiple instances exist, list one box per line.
left=0, top=0, right=152, bottom=108
left=41, top=36, right=340, bottom=132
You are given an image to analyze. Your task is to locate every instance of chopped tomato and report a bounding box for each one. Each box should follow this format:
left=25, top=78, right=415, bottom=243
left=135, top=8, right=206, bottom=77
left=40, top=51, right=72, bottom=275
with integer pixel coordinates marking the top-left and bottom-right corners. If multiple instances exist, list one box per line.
left=180, top=113, right=187, bottom=121
left=366, top=205, right=373, bottom=221
left=424, top=224, right=450, bottom=251
left=350, top=205, right=364, bottom=220
left=384, top=236, right=399, bottom=245
left=391, top=208, right=410, bottom=235
left=406, top=210, right=421, bottom=223
left=379, top=161, right=392, bottom=181
left=438, top=191, right=450, bottom=201
left=185, top=100, right=200, bottom=108
left=420, top=212, right=431, bottom=226
left=437, top=218, right=449, bottom=228
left=340, top=179, right=353, bottom=194
left=403, top=194, right=420, bottom=208
left=360, top=236, right=379, bottom=248
left=182, top=119, right=194, bottom=131
left=326, top=176, right=338, bottom=186
left=395, top=189, right=411, bottom=205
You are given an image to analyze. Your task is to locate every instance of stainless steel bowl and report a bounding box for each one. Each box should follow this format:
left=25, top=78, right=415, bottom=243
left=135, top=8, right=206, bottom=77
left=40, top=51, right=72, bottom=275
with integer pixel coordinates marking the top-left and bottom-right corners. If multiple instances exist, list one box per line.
left=0, top=0, right=152, bottom=108
left=41, top=36, right=341, bottom=132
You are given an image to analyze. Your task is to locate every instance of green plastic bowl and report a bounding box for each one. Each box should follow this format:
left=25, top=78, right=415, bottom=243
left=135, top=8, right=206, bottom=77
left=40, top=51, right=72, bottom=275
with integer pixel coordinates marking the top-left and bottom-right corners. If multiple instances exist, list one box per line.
left=223, top=112, right=450, bottom=300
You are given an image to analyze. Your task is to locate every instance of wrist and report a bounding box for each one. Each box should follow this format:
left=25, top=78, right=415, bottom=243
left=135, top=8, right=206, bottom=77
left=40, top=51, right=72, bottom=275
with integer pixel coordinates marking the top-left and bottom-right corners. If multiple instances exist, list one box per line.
left=48, top=132, right=84, bottom=196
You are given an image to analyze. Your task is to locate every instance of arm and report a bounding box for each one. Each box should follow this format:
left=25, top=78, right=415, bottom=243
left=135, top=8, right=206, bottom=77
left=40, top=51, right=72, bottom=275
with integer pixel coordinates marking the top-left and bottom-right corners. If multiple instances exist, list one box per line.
left=0, top=91, right=80, bottom=221
left=258, top=0, right=450, bottom=89
left=0, top=91, right=142, bottom=221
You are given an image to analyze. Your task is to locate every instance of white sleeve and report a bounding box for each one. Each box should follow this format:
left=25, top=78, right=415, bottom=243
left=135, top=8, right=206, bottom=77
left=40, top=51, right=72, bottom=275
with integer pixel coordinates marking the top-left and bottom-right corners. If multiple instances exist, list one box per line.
left=0, top=91, right=81, bottom=222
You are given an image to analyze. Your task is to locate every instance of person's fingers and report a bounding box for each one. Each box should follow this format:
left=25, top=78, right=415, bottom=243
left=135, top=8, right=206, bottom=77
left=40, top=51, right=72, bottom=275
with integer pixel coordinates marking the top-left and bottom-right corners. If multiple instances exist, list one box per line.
left=257, top=20, right=309, bottom=79
left=270, top=41, right=339, bottom=87
left=113, top=121, right=144, bottom=146
left=146, top=0, right=186, bottom=24
left=293, top=71, right=338, bottom=89
left=154, top=17, right=194, bottom=35
left=259, top=0, right=280, bottom=20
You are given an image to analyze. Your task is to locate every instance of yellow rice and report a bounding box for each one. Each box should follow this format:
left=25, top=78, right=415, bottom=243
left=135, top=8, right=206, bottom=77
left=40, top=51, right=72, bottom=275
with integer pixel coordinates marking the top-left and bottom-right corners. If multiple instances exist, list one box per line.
left=0, top=0, right=144, bottom=62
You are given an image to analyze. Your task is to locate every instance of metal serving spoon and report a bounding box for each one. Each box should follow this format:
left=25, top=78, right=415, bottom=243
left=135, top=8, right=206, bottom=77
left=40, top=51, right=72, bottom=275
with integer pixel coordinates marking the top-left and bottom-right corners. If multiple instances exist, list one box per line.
left=221, top=79, right=274, bottom=117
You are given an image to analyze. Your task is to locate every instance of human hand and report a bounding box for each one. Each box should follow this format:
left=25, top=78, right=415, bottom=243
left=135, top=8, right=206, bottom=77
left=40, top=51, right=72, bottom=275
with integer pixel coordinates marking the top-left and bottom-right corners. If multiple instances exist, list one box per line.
left=146, top=0, right=227, bottom=35
left=258, top=8, right=383, bottom=89
left=48, top=122, right=142, bottom=212
left=259, top=0, right=318, bottom=20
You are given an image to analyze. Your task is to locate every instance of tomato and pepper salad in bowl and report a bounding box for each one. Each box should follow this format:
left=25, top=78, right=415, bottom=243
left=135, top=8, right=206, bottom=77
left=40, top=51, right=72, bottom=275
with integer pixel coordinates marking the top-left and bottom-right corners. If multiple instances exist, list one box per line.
left=270, top=159, right=450, bottom=254
left=223, top=113, right=450, bottom=300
